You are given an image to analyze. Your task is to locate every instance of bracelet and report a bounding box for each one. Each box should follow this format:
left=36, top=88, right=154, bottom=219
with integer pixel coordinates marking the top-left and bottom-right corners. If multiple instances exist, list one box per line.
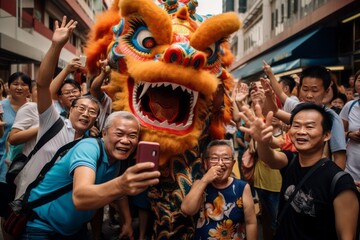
left=346, top=131, right=352, bottom=139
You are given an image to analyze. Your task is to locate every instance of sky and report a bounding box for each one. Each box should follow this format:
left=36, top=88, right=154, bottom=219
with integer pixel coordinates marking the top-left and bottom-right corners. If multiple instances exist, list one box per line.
left=196, top=0, right=223, bottom=15
left=104, top=0, right=223, bottom=16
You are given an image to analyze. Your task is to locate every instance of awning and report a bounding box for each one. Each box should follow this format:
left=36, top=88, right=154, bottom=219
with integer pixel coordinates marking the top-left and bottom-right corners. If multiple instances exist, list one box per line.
left=271, top=57, right=340, bottom=73
left=231, top=29, right=328, bottom=80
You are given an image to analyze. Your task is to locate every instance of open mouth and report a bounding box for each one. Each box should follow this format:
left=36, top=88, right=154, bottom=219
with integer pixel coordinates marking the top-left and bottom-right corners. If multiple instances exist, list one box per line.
left=132, top=81, right=199, bottom=132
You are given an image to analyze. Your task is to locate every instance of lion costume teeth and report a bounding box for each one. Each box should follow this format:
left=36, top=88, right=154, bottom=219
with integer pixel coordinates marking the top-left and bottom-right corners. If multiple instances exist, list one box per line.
left=85, top=0, right=241, bottom=238
left=133, top=81, right=198, bottom=131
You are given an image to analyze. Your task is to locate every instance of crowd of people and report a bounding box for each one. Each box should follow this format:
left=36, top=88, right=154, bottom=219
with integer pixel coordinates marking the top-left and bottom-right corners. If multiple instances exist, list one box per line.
left=0, top=15, right=359, bottom=240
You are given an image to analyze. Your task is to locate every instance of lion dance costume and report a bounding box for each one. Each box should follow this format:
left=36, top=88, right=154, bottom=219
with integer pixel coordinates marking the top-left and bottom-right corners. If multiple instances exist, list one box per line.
left=85, top=0, right=240, bottom=238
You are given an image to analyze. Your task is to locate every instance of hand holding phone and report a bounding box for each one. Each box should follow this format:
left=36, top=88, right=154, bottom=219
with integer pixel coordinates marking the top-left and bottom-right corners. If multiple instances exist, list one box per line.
left=136, top=141, right=160, bottom=171
left=79, top=55, right=87, bottom=67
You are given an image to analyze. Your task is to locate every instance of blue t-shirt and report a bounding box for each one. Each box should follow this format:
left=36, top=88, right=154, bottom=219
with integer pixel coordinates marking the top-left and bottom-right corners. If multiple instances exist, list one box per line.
left=0, top=99, right=16, bottom=182
left=195, top=178, right=247, bottom=240
left=27, top=138, right=121, bottom=236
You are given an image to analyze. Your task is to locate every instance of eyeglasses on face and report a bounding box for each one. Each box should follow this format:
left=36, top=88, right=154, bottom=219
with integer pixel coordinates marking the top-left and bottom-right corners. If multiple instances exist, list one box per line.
left=207, top=155, right=233, bottom=164
left=73, top=105, right=98, bottom=117
left=61, top=89, right=80, bottom=96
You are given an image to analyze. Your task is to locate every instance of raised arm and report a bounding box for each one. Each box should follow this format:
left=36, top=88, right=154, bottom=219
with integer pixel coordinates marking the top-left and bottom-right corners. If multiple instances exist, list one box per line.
left=37, top=16, right=77, bottom=114
left=181, top=165, right=223, bottom=216
left=50, top=57, right=82, bottom=100
left=239, top=104, right=288, bottom=169
left=263, top=61, right=288, bottom=104
left=260, top=78, right=291, bottom=124
left=90, top=60, right=111, bottom=100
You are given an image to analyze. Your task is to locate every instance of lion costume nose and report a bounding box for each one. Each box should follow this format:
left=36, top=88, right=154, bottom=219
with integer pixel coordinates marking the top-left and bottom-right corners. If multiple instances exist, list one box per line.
left=162, top=43, right=206, bottom=70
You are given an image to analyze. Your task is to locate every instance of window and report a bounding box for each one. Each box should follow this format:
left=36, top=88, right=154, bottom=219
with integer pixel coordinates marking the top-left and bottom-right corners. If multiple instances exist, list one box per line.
left=293, top=0, right=298, bottom=13
left=271, top=12, right=275, bottom=30
left=239, top=0, right=247, bottom=13
left=275, top=9, right=278, bottom=27
left=281, top=4, right=284, bottom=23
left=287, top=0, right=291, bottom=18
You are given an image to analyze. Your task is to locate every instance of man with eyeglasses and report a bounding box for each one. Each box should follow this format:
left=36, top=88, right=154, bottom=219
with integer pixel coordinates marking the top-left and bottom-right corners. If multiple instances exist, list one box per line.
left=14, top=17, right=100, bottom=199
left=181, top=139, right=257, bottom=240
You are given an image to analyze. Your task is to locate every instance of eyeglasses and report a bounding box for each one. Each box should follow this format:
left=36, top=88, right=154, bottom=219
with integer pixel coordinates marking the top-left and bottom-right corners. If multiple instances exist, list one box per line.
left=207, top=156, right=233, bottom=164
left=73, top=105, right=98, bottom=117
left=61, top=89, right=80, bottom=96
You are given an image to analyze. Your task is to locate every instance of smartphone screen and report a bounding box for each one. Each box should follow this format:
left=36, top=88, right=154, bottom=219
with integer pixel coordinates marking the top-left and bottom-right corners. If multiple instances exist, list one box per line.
left=136, top=141, right=160, bottom=171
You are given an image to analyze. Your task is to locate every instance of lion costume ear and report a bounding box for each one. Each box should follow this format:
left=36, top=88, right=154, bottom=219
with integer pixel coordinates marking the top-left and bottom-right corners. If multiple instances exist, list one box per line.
left=120, top=0, right=172, bottom=45
left=190, top=12, right=241, bottom=50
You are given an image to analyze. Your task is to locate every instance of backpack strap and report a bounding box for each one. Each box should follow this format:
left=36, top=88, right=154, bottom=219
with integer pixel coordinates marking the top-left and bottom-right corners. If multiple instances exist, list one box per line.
left=23, top=138, right=103, bottom=210
left=276, top=157, right=330, bottom=228
left=28, top=117, right=64, bottom=158
left=348, top=100, right=359, bottom=115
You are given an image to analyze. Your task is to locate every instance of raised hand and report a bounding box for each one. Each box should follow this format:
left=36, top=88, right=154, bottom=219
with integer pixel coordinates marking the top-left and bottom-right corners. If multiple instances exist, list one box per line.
left=64, top=57, right=82, bottom=73
left=202, top=165, right=223, bottom=184
left=99, top=59, right=111, bottom=75
left=52, top=16, right=77, bottom=47
left=239, top=104, right=273, bottom=143
left=262, top=60, right=275, bottom=79
left=233, top=82, right=249, bottom=102
left=260, top=78, right=279, bottom=115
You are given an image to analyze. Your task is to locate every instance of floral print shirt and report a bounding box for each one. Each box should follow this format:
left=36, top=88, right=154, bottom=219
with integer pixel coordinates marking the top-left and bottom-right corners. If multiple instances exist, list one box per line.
left=195, top=177, right=247, bottom=240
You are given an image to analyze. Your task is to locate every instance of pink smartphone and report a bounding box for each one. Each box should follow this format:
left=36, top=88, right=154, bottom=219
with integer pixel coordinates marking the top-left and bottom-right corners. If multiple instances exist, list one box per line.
left=136, top=141, right=160, bottom=171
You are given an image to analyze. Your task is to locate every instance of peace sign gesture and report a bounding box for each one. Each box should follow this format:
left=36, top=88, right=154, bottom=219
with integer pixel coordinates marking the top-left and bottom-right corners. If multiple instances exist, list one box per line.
left=239, top=104, right=274, bottom=143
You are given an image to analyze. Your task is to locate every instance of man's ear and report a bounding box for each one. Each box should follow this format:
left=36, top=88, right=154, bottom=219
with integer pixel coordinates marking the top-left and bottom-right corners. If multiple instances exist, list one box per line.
left=324, top=86, right=331, bottom=95
left=284, top=85, right=289, bottom=93
left=323, top=131, right=331, bottom=142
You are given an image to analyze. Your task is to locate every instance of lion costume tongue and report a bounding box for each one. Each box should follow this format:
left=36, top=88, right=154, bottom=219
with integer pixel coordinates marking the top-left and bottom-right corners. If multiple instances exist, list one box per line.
left=148, top=88, right=179, bottom=122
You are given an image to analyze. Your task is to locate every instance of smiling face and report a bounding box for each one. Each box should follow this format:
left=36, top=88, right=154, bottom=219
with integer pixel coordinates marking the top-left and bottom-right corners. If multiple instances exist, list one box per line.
left=68, top=98, right=99, bottom=136
left=102, top=117, right=139, bottom=164
left=204, top=144, right=235, bottom=183
left=59, top=83, right=81, bottom=110
left=299, top=77, right=328, bottom=104
left=289, top=109, right=330, bottom=155
left=9, top=78, right=30, bottom=101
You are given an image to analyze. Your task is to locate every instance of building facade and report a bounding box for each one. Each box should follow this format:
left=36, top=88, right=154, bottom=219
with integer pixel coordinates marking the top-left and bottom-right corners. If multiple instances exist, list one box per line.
left=228, top=0, right=360, bottom=85
left=0, top=0, right=108, bottom=82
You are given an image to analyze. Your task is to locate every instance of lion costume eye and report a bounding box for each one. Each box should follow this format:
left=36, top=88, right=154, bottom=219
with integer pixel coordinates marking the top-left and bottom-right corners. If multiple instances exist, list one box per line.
left=124, top=18, right=157, bottom=55
left=204, top=43, right=219, bottom=65
left=131, top=26, right=156, bottom=54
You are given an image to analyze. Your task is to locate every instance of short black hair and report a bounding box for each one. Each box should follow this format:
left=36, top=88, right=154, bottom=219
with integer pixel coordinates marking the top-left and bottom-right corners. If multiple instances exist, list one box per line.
left=333, top=93, right=347, bottom=105
left=279, top=75, right=296, bottom=92
left=57, top=78, right=81, bottom=96
left=8, top=72, right=32, bottom=92
left=299, top=66, right=331, bottom=91
left=290, top=102, right=333, bottom=134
